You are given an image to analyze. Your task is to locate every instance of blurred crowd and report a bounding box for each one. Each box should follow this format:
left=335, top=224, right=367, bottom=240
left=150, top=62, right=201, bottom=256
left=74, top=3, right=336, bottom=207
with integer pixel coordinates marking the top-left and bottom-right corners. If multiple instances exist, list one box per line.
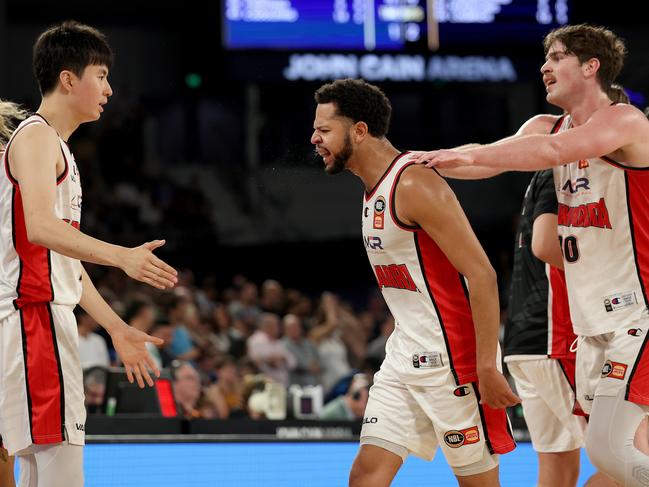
left=79, top=268, right=396, bottom=421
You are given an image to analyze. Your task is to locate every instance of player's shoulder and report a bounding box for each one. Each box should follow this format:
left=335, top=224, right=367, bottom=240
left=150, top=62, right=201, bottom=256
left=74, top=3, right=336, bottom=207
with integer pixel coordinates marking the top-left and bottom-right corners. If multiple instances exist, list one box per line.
left=400, top=160, right=446, bottom=188
left=11, top=119, right=59, bottom=149
left=593, top=103, right=649, bottom=126
left=399, top=161, right=453, bottom=203
left=518, top=114, right=563, bottom=136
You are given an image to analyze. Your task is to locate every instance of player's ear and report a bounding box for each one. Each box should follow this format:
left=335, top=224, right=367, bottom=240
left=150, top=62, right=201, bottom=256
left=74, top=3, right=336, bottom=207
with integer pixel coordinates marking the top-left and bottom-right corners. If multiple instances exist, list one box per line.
left=59, top=70, right=76, bottom=93
left=583, top=57, right=600, bottom=78
left=352, top=121, right=369, bottom=142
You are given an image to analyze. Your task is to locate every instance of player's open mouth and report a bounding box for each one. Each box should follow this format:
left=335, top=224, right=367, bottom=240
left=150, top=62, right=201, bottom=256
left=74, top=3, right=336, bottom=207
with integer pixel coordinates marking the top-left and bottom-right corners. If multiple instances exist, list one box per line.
left=317, top=148, right=331, bottom=162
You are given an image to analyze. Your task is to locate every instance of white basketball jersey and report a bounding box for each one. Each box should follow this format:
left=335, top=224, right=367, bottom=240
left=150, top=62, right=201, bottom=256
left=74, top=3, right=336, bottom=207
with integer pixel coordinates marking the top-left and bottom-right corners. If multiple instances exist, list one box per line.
left=553, top=115, right=649, bottom=336
left=362, top=152, right=477, bottom=387
left=0, top=115, right=83, bottom=320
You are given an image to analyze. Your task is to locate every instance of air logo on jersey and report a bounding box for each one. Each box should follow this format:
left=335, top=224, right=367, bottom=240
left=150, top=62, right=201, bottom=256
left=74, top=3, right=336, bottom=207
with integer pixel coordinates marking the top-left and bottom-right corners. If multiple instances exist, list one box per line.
left=373, top=196, right=386, bottom=229
left=628, top=328, right=643, bottom=337
left=375, top=264, right=418, bottom=292
left=364, top=236, right=383, bottom=251
left=561, top=177, right=590, bottom=194
left=558, top=198, right=612, bottom=229
left=601, top=360, right=627, bottom=380
left=444, top=426, right=480, bottom=448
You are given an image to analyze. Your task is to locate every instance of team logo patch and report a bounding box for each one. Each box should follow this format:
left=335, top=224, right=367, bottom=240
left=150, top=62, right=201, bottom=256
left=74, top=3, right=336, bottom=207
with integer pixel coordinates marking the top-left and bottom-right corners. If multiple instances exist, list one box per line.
left=444, top=426, right=480, bottom=448
left=601, top=360, right=628, bottom=380
left=453, top=386, right=471, bottom=397
left=628, top=328, right=643, bottom=337
left=578, top=159, right=589, bottom=169
left=373, top=196, right=386, bottom=229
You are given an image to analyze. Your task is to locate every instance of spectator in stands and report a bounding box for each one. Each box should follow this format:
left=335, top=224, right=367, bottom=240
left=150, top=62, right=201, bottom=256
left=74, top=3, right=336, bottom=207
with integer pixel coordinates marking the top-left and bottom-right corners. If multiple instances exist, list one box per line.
left=259, top=279, right=286, bottom=314
left=366, top=315, right=395, bottom=364
left=149, top=322, right=175, bottom=369
left=172, top=361, right=202, bottom=419
left=309, top=292, right=365, bottom=393
left=165, top=294, right=200, bottom=361
left=196, top=347, right=220, bottom=385
left=215, top=355, right=246, bottom=418
left=210, top=302, right=233, bottom=354
left=76, top=308, right=110, bottom=369
left=247, top=312, right=296, bottom=387
left=228, top=281, right=261, bottom=327
left=320, top=373, right=370, bottom=421
left=282, top=314, right=321, bottom=386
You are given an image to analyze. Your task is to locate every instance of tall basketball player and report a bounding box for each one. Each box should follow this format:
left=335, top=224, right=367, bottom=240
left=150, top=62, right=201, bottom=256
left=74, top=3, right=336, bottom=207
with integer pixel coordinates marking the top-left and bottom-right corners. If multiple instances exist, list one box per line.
left=416, top=24, right=649, bottom=486
left=0, top=22, right=177, bottom=487
left=312, top=79, right=520, bottom=487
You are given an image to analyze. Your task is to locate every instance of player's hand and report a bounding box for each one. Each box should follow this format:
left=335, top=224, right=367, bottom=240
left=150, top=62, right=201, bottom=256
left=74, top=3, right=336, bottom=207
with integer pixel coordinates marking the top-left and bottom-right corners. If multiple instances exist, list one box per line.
left=477, top=367, right=521, bottom=409
left=111, top=325, right=163, bottom=388
left=121, top=240, right=178, bottom=290
left=414, top=150, right=475, bottom=169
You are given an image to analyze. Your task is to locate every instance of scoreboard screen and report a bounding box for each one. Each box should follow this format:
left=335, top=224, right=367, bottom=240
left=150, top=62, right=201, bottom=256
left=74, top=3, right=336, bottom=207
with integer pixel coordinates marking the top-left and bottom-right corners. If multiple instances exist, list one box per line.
left=223, top=0, right=569, bottom=51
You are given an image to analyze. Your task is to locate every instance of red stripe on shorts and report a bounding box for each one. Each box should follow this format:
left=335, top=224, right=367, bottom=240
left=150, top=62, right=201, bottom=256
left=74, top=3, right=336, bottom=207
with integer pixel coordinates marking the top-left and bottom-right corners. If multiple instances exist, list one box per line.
left=21, top=305, right=65, bottom=444
left=473, top=383, right=516, bottom=455
left=624, top=171, right=649, bottom=405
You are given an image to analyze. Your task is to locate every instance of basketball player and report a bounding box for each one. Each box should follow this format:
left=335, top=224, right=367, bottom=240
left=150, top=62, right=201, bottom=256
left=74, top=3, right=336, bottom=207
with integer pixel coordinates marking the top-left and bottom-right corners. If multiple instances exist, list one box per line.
left=0, top=22, right=178, bottom=487
left=0, top=98, right=26, bottom=487
left=312, top=78, right=520, bottom=487
left=416, top=24, right=649, bottom=486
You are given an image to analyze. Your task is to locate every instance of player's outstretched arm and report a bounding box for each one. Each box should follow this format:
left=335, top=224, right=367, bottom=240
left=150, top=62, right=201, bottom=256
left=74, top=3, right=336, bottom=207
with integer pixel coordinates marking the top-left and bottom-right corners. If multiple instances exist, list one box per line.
left=10, top=123, right=177, bottom=290
left=79, top=266, right=162, bottom=388
left=395, top=165, right=521, bottom=409
left=415, top=106, right=645, bottom=171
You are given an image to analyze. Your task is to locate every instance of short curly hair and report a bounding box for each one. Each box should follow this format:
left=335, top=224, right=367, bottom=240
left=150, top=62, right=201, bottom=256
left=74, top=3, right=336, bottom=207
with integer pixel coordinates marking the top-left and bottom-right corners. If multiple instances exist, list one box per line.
left=314, top=79, right=392, bottom=137
left=543, top=24, right=626, bottom=92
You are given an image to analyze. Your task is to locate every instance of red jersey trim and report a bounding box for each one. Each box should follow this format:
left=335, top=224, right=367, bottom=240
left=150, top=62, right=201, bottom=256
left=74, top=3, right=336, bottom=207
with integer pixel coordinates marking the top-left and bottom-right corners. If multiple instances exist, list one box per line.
left=601, top=155, right=649, bottom=172
left=548, top=266, right=575, bottom=359
left=550, top=115, right=566, bottom=134
left=364, top=152, right=409, bottom=201
left=12, top=186, right=54, bottom=308
left=414, top=231, right=477, bottom=385
left=3, top=118, right=70, bottom=186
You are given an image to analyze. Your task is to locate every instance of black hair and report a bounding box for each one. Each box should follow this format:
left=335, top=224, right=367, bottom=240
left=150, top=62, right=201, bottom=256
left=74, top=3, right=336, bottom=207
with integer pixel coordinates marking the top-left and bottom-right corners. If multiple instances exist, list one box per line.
left=315, top=78, right=392, bottom=137
left=33, top=20, right=113, bottom=95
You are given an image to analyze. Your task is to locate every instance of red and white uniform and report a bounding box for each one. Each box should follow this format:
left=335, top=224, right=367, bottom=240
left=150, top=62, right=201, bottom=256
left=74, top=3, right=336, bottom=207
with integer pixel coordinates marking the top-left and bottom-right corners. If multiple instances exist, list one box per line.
left=360, top=153, right=514, bottom=466
left=0, top=114, right=85, bottom=455
left=363, top=153, right=477, bottom=388
left=553, top=114, right=649, bottom=411
left=553, top=115, right=649, bottom=336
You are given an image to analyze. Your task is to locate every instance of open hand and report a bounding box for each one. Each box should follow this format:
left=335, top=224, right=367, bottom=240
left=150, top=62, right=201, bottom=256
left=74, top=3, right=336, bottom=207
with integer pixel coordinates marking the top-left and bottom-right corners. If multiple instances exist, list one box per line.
left=121, top=240, right=178, bottom=290
left=111, top=325, right=163, bottom=388
left=414, top=150, right=475, bottom=169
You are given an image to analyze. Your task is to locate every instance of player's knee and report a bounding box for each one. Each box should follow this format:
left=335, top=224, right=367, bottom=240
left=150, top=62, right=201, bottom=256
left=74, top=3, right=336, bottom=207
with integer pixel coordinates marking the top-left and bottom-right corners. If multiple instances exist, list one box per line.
left=349, top=453, right=375, bottom=487
left=584, top=422, right=609, bottom=473
left=349, top=444, right=401, bottom=487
